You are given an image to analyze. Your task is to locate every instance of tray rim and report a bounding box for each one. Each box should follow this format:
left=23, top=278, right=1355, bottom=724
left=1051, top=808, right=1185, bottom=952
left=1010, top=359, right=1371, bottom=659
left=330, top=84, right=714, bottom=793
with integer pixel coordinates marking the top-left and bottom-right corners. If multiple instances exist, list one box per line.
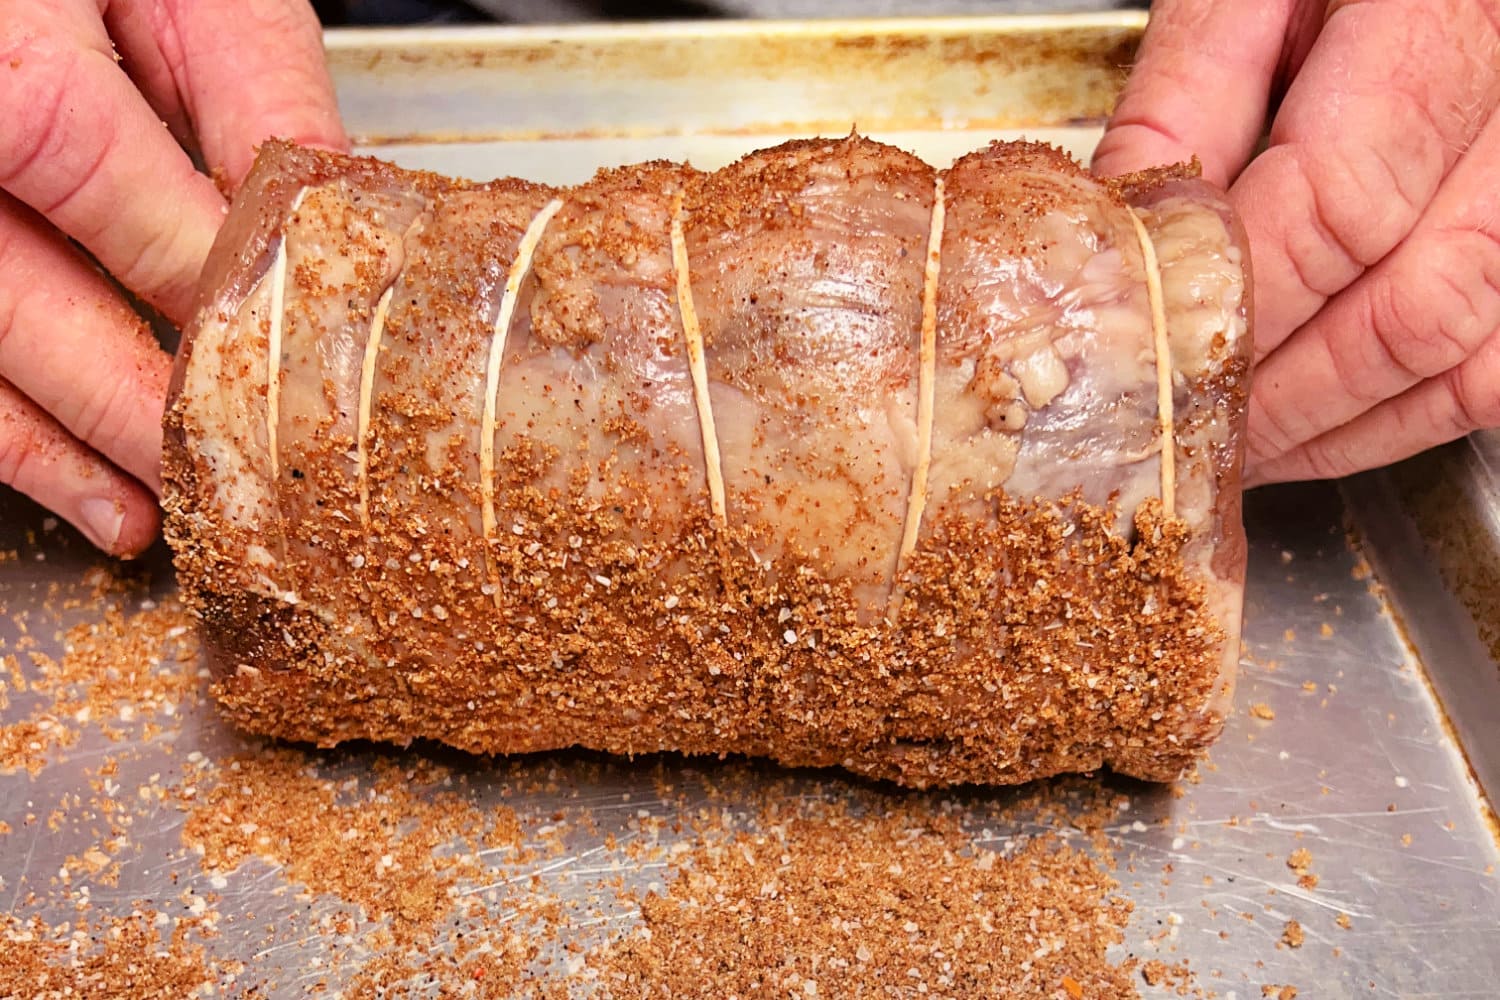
left=322, top=11, right=1151, bottom=50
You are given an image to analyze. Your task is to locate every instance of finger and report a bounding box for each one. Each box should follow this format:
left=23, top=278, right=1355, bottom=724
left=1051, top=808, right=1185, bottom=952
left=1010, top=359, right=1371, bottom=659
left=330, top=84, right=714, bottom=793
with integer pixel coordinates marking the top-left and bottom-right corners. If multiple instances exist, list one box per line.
left=1231, top=0, right=1500, bottom=362
left=0, top=378, right=160, bottom=557
left=0, top=2, right=227, bottom=325
left=1091, top=0, right=1297, bottom=186
left=0, top=192, right=172, bottom=494
left=1245, top=113, right=1500, bottom=468
left=154, top=0, right=349, bottom=189
left=1245, top=329, right=1500, bottom=486
left=97, top=1, right=196, bottom=149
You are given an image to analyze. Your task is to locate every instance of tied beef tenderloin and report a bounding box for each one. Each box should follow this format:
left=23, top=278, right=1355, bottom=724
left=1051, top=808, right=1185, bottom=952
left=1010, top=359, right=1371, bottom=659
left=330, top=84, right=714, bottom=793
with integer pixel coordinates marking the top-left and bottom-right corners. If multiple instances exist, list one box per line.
left=163, top=136, right=1251, bottom=787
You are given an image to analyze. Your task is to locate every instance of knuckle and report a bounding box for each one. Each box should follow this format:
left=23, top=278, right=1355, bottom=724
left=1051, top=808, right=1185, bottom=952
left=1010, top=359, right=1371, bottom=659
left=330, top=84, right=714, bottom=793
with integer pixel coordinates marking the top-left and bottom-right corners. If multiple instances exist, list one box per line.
left=1097, top=118, right=1184, bottom=161
left=1243, top=416, right=1286, bottom=461
left=1298, top=141, right=1417, bottom=273
left=1425, top=231, right=1500, bottom=342
left=0, top=237, right=16, bottom=360
left=115, top=213, right=197, bottom=316
left=0, top=42, right=123, bottom=224
left=1321, top=294, right=1401, bottom=405
left=0, top=408, right=44, bottom=491
left=1246, top=392, right=1302, bottom=459
left=1296, top=439, right=1360, bottom=481
left=1365, top=269, right=1465, bottom=382
left=1251, top=146, right=1368, bottom=300
left=33, top=117, right=116, bottom=219
left=1377, top=229, right=1500, bottom=380
left=0, top=35, right=76, bottom=189
left=68, top=369, right=135, bottom=461
left=1446, top=362, right=1500, bottom=435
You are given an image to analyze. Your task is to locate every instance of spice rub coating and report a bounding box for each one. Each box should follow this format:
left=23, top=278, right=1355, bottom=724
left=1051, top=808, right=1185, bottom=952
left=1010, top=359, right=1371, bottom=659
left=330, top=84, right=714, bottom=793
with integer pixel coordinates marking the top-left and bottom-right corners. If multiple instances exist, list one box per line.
left=163, top=137, right=1252, bottom=787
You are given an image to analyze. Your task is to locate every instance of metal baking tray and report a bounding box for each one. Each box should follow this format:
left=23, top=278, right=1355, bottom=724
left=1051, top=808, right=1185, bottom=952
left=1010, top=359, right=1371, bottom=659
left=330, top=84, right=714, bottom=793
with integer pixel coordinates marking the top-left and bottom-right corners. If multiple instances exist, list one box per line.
left=3, top=15, right=1497, bottom=995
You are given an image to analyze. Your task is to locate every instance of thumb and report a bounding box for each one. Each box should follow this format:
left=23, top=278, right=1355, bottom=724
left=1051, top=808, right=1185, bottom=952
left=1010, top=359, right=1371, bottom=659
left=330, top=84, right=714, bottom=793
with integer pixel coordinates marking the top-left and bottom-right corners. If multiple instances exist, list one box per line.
left=167, top=0, right=349, bottom=189
left=1092, top=0, right=1292, bottom=186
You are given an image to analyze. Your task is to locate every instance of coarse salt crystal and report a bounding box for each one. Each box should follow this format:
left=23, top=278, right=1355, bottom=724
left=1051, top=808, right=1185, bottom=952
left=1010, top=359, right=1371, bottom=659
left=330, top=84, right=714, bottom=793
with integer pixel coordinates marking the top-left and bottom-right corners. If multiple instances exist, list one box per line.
left=664, top=594, right=680, bottom=610
left=783, top=629, right=797, bottom=644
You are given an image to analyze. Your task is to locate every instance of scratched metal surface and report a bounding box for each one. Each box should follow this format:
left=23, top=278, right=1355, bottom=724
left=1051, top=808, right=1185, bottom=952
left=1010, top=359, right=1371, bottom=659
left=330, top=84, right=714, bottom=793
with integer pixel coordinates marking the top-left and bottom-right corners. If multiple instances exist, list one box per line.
left=3, top=482, right=1497, bottom=996
left=3, top=16, right=1499, bottom=997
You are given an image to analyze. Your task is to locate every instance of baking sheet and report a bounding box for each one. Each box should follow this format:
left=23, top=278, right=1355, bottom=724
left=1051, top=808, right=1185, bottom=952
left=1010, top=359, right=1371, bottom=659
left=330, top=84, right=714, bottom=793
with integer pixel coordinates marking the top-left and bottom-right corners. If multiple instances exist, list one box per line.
left=3, top=16, right=1498, bottom=996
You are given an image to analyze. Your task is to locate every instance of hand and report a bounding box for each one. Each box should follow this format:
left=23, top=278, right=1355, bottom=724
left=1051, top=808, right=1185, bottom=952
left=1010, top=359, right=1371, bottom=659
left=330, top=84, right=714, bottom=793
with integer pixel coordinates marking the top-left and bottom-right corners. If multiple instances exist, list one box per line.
left=0, top=0, right=347, bottom=556
left=1093, top=0, right=1500, bottom=486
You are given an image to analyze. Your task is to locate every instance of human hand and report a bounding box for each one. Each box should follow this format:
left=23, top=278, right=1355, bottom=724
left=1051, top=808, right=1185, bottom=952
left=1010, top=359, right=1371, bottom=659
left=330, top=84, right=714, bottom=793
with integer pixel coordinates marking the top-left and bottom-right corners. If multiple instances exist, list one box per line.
left=0, top=0, right=346, bottom=556
left=1093, top=0, right=1500, bottom=486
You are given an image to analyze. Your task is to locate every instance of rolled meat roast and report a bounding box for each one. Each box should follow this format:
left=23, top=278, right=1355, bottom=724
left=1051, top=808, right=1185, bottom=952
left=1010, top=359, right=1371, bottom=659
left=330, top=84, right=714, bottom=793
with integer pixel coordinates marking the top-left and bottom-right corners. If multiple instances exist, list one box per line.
left=163, top=136, right=1251, bottom=787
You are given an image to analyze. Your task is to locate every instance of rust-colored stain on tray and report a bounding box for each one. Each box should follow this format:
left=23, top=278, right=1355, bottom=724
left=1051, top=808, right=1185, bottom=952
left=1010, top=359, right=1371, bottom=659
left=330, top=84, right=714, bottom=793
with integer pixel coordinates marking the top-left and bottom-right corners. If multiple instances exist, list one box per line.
left=326, top=18, right=1142, bottom=145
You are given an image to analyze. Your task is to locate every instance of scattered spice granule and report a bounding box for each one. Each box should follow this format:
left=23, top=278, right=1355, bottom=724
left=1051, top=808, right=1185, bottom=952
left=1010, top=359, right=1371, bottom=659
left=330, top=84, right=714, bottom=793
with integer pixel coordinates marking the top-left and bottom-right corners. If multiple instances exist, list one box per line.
left=1249, top=703, right=1276, bottom=721
left=0, top=908, right=229, bottom=998
left=1318, top=623, right=1334, bottom=638
left=550, top=799, right=1141, bottom=1000
left=343, top=930, right=541, bottom=1000
left=1335, top=913, right=1352, bottom=930
left=1139, top=957, right=1194, bottom=994
left=1284, top=848, right=1319, bottom=889
left=0, top=598, right=199, bottom=774
left=1261, top=986, right=1298, bottom=1000
left=178, top=751, right=492, bottom=949
left=1281, top=919, right=1304, bottom=949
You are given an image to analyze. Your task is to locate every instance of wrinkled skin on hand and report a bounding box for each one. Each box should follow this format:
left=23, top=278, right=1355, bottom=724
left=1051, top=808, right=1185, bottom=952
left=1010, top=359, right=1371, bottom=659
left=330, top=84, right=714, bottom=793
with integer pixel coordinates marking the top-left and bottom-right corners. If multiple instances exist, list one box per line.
left=1094, top=0, right=1500, bottom=486
left=0, top=0, right=346, bottom=555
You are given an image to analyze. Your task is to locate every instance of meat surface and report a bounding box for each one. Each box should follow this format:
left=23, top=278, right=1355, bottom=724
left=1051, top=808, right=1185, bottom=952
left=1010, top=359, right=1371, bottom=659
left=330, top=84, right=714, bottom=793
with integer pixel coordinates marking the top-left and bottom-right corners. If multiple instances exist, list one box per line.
left=163, top=136, right=1251, bottom=787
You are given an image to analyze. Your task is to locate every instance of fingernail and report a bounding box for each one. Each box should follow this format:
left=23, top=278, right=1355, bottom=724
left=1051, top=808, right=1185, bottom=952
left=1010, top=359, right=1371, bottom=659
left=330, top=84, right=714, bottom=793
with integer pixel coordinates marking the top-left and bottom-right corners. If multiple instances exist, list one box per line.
left=79, top=498, right=125, bottom=552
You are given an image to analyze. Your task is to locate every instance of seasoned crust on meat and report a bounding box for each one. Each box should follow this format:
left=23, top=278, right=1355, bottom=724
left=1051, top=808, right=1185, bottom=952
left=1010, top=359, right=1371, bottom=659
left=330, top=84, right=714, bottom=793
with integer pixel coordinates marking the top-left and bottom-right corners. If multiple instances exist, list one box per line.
left=164, top=137, right=1251, bottom=788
